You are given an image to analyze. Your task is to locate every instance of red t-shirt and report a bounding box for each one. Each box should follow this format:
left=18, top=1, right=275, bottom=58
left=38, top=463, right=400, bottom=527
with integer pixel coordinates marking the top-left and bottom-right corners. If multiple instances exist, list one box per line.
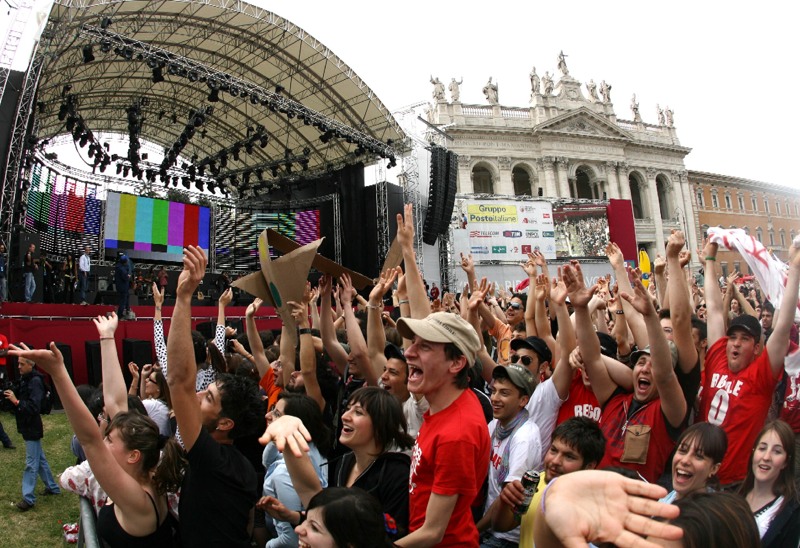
left=779, top=342, right=800, bottom=432
left=599, top=393, right=675, bottom=483
left=698, top=337, right=781, bottom=484
left=408, top=389, right=490, bottom=547
left=556, top=370, right=602, bottom=425
left=0, top=332, right=7, bottom=366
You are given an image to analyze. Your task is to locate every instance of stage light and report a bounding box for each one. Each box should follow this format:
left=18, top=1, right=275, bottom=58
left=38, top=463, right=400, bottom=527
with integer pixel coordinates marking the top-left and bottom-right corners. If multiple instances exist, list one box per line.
left=171, top=113, right=178, bottom=124
left=100, top=40, right=112, bottom=53
left=123, top=47, right=133, bottom=60
left=141, top=153, right=148, bottom=160
left=61, top=84, right=72, bottom=97
left=208, top=88, right=219, bottom=102
left=82, top=44, right=95, bottom=63
left=245, top=142, right=253, bottom=154
left=201, top=129, right=207, bottom=139
left=275, top=84, right=284, bottom=94
left=152, top=66, right=164, bottom=83
left=58, top=103, right=68, bottom=121
left=259, top=135, right=268, bottom=148
left=271, top=166, right=279, bottom=177
left=100, top=17, right=112, bottom=29
left=188, top=71, right=199, bottom=82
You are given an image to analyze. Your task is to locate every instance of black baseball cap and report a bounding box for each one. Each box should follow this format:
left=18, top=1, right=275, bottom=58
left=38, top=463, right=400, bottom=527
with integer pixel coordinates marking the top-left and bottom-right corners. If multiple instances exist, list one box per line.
left=727, top=315, right=762, bottom=340
left=384, top=343, right=406, bottom=363
left=510, top=336, right=552, bottom=363
left=597, top=332, right=618, bottom=359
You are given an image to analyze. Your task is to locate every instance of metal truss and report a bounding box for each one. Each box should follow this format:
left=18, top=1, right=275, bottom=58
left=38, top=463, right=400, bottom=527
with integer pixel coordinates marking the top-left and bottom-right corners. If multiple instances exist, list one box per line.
left=398, top=138, right=423, bottom=272
left=375, top=180, right=389, bottom=271
left=438, top=227, right=456, bottom=292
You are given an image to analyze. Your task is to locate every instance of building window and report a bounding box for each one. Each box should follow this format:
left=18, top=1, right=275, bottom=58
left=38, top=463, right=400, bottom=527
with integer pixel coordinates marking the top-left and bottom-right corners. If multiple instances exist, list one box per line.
left=711, top=191, right=719, bottom=209
left=792, top=230, right=796, bottom=241
left=737, top=195, right=745, bottom=211
left=764, top=199, right=770, bottom=214
left=734, top=261, right=741, bottom=274
left=752, top=196, right=758, bottom=212
left=743, top=226, right=750, bottom=235
left=696, top=190, right=705, bottom=208
left=776, top=201, right=781, bottom=216
left=756, top=227, right=763, bottom=242
left=720, top=262, right=729, bottom=278
left=769, top=230, right=775, bottom=247
left=724, top=193, right=732, bottom=209
left=780, top=230, right=786, bottom=247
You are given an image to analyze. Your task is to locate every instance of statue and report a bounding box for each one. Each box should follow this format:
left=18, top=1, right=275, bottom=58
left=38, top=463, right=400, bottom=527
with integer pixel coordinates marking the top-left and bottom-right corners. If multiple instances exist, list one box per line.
left=600, top=80, right=612, bottom=103
left=430, top=76, right=445, bottom=102
left=586, top=79, right=599, bottom=102
left=630, top=94, right=641, bottom=122
left=657, top=104, right=665, bottom=126
left=529, top=67, right=540, bottom=96
left=448, top=77, right=463, bottom=103
left=483, top=77, right=499, bottom=105
left=542, top=72, right=554, bottom=96
left=557, top=50, right=569, bottom=76
left=665, top=106, right=674, bottom=127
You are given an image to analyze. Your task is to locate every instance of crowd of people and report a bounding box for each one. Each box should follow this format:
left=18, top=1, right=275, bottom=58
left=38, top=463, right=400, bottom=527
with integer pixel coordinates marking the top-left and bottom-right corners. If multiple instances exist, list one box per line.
left=2, top=204, right=800, bottom=547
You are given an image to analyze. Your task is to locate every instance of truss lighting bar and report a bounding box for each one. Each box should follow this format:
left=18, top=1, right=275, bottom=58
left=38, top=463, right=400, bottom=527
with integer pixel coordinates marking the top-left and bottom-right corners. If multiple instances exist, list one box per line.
left=79, top=25, right=397, bottom=161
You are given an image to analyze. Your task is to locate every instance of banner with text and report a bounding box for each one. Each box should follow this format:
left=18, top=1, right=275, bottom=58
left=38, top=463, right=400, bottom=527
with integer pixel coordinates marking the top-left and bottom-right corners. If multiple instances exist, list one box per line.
left=453, top=199, right=556, bottom=261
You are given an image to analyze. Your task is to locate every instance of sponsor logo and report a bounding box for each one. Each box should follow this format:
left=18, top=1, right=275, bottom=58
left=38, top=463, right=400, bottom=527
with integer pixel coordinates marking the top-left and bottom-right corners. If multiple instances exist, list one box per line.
left=470, top=230, right=499, bottom=238
left=522, top=244, right=531, bottom=254
left=542, top=231, right=555, bottom=237
left=526, top=230, right=539, bottom=238
left=502, top=230, right=522, bottom=238
left=467, top=204, right=518, bottom=223
left=543, top=213, right=551, bottom=219
left=491, top=246, right=507, bottom=253
left=471, top=246, right=490, bottom=254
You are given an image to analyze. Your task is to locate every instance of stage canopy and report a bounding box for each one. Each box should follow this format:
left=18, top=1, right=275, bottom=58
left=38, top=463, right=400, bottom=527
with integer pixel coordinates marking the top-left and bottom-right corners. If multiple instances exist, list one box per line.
left=32, top=0, right=404, bottom=197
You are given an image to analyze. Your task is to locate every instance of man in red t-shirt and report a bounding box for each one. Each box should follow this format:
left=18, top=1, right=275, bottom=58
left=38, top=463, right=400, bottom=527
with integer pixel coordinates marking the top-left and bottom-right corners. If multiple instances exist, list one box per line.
left=395, top=312, right=490, bottom=547
left=699, top=239, right=800, bottom=485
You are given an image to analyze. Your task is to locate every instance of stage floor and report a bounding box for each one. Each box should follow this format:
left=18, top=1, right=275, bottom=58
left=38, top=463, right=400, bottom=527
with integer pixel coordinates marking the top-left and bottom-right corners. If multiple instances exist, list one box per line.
left=0, top=302, right=282, bottom=385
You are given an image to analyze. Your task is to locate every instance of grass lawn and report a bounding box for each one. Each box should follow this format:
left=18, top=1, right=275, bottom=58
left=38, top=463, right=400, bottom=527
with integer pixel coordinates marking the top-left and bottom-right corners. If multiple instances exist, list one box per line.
left=0, top=410, right=81, bottom=547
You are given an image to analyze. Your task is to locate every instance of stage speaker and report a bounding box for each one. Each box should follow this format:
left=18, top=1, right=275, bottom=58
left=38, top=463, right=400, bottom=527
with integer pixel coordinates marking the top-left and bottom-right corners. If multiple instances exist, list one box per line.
left=52, top=342, right=74, bottom=409
left=122, top=339, right=153, bottom=388
left=84, top=340, right=102, bottom=386
left=436, top=151, right=458, bottom=236
left=422, top=146, right=453, bottom=245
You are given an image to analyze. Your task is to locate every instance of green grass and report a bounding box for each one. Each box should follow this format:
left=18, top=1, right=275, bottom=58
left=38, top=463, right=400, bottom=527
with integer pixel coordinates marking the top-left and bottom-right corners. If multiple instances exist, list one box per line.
left=0, top=410, right=81, bottom=547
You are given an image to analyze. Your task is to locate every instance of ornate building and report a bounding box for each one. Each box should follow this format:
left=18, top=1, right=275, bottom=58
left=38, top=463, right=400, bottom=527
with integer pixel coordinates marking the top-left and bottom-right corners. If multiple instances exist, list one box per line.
left=427, top=56, right=699, bottom=262
left=690, top=171, right=800, bottom=276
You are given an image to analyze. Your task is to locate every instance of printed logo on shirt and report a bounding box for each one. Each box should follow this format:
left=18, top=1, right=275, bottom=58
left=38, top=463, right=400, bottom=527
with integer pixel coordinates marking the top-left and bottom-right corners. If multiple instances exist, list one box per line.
left=409, top=442, right=422, bottom=494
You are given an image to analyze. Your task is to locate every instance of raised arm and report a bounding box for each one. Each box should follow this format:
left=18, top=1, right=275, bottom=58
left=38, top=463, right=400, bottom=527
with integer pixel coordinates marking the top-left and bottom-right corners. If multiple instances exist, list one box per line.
left=367, top=268, right=399, bottom=378
left=521, top=256, right=539, bottom=336
left=621, top=273, right=686, bottom=428
left=605, top=242, right=648, bottom=348
left=245, top=298, right=270, bottom=379
left=215, top=288, right=233, bottom=351
left=664, top=231, right=698, bottom=374
left=766, top=240, right=800, bottom=375
left=152, top=282, right=167, bottom=373
left=398, top=204, right=431, bottom=319
left=550, top=273, right=575, bottom=400
left=289, top=299, right=325, bottom=411
left=93, top=313, right=128, bottom=418
left=460, top=252, right=478, bottom=298
left=564, top=262, right=616, bottom=406
left=703, top=239, right=725, bottom=346
left=339, top=273, right=375, bottom=386
left=464, top=277, right=496, bottom=384
left=166, top=246, right=207, bottom=452
left=260, top=415, right=319, bottom=507
left=534, top=274, right=556, bottom=363
left=653, top=254, right=667, bottom=308
left=318, top=274, right=349, bottom=374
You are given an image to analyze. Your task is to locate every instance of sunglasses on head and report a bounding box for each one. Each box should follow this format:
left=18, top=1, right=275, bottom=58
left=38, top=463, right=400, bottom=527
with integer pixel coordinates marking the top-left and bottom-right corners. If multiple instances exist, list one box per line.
left=510, top=354, right=535, bottom=367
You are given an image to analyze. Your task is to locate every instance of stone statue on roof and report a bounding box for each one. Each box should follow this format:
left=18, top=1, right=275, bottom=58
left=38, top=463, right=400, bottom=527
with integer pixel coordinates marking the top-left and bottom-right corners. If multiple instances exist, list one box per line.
left=600, top=80, right=612, bottom=103
left=449, top=77, right=463, bottom=103
left=631, top=94, right=641, bottom=122
left=665, top=106, right=674, bottom=127
left=657, top=104, right=665, bottom=126
left=483, top=77, right=499, bottom=105
left=586, top=79, right=599, bottom=102
left=557, top=51, right=569, bottom=76
left=430, top=76, right=445, bottom=102
left=542, top=72, right=554, bottom=96
left=530, top=67, right=540, bottom=96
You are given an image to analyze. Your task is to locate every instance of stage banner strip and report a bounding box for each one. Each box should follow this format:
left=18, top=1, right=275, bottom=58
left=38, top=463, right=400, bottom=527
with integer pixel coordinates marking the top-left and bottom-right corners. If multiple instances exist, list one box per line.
left=607, top=199, right=638, bottom=264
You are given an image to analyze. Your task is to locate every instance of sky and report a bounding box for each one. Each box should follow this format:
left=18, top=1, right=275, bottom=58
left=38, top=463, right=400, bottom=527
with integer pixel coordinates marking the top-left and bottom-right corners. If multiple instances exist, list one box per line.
left=1, top=0, right=798, bottom=188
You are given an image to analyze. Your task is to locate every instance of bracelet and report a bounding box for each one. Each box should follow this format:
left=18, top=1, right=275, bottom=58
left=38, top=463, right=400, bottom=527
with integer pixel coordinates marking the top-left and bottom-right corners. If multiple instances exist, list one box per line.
left=540, top=476, right=558, bottom=516
left=705, top=256, right=716, bottom=261
left=298, top=328, right=312, bottom=335
left=367, top=304, right=382, bottom=310
left=398, top=299, right=410, bottom=305
left=155, top=306, right=162, bottom=311
left=99, top=337, right=114, bottom=341
left=615, top=310, right=624, bottom=315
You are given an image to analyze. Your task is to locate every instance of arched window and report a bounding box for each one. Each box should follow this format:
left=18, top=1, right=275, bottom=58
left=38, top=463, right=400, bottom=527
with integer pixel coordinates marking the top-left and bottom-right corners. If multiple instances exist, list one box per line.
left=512, top=166, right=532, bottom=196
left=764, top=199, right=770, bottom=214
left=471, top=165, right=494, bottom=194
left=780, top=230, right=786, bottom=247
left=711, top=190, right=719, bottom=209
left=769, top=230, right=775, bottom=247
left=696, top=190, right=705, bottom=208
left=629, top=175, right=644, bottom=219
left=751, top=196, right=758, bottom=212
left=724, top=192, right=732, bottom=210
left=756, top=227, right=763, bottom=243
left=574, top=167, right=593, bottom=199
left=656, top=176, right=671, bottom=219
left=737, top=194, right=745, bottom=211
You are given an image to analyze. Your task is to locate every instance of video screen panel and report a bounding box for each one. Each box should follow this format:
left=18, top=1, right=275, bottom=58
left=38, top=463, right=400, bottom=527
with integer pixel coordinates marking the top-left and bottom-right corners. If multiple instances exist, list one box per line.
left=552, top=203, right=610, bottom=258
left=104, top=191, right=210, bottom=263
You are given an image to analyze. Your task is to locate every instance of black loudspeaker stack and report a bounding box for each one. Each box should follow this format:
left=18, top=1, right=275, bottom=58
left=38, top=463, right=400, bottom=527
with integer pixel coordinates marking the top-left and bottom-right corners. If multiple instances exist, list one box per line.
left=422, top=146, right=458, bottom=246
left=122, top=339, right=153, bottom=388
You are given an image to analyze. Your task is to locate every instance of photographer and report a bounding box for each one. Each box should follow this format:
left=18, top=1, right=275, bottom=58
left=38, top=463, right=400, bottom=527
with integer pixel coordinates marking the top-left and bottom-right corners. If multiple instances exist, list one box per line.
left=3, top=353, right=60, bottom=511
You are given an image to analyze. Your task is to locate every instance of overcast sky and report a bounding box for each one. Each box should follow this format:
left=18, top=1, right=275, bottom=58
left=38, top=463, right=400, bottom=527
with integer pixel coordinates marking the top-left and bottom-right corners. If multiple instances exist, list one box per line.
left=2, top=0, right=797, bottom=189
left=261, top=0, right=798, bottom=188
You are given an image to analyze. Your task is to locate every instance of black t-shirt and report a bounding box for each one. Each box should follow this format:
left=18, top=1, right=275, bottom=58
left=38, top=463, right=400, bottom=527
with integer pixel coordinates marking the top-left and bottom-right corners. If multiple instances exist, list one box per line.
left=179, top=428, right=258, bottom=547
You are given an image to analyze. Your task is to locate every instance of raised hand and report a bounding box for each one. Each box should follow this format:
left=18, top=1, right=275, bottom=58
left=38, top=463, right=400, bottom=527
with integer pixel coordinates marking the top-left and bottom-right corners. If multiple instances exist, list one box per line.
left=396, top=203, right=415, bottom=249
left=141, top=363, right=154, bottom=378
left=563, top=262, right=597, bottom=308
left=287, top=301, right=310, bottom=328
left=460, top=252, right=475, bottom=274
left=520, top=256, right=537, bottom=278
left=665, top=230, right=685, bottom=259
left=653, top=254, right=666, bottom=276
left=246, top=297, right=263, bottom=317
left=550, top=273, right=568, bottom=305
left=678, top=250, right=691, bottom=268
left=256, top=495, right=296, bottom=522
left=8, top=342, right=66, bottom=377
left=701, top=236, right=718, bottom=260
left=176, top=246, right=207, bottom=298
left=127, top=362, right=140, bottom=381
left=534, top=274, right=548, bottom=302
left=468, top=277, right=490, bottom=311
left=92, top=312, right=118, bottom=338
left=258, top=414, right=312, bottom=457
left=531, top=250, right=547, bottom=268
left=605, top=242, right=624, bottom=269
left=219, top=287, right=233, bottom=307
left=338, top=273, right=356, bottom=306
left=369, top=267, right=399, bottom=304
left=152, top=282, right=164, bottom=307
left=620, top=271, right=656, bottom=317
left=300, top=281, right=314, bottom=305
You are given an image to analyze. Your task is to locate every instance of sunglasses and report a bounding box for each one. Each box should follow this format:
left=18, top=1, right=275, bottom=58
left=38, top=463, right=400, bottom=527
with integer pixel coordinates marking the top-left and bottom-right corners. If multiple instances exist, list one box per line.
left=506, top=302, right=522, bottom=311
left=510, top=355, right=535, bottom=367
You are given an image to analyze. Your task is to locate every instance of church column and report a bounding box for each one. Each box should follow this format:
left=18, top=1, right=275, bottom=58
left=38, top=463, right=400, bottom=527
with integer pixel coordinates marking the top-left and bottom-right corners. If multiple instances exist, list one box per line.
left=496, top=157, right=514, bottom=195
left=542, top=157, right=558, bottom=198
left=534, top=159, right=547, bottom=197
left=617, top=162, right=631, bottom=200
left=457, top=155, right=473, bottom=193
left=605, top=161, right=620, bottom=199
left=677, top=170, right=700, bottom=268
left=646, top=167, right=665, bottom=252
left=556, top=157, right=571, bottom=198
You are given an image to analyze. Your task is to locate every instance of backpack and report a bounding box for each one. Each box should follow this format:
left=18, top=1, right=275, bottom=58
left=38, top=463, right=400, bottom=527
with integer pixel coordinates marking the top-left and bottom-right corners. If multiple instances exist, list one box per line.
left=39, top=378, right=53, bottom=415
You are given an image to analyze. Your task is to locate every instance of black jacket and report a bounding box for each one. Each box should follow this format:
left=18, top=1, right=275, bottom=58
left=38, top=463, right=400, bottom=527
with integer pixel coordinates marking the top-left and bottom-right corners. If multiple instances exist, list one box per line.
left=12, top=370, right=45, bottom=440
left=763, top=496, right=800, bottom=548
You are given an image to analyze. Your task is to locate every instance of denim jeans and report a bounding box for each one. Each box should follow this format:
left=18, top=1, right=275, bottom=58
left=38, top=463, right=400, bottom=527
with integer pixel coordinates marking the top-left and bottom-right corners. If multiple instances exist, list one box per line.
left=79, top=271, right=89, bottom=302
left=23, top=272, right=35, bottom=302
left=22, top=439, right=60, bottom=505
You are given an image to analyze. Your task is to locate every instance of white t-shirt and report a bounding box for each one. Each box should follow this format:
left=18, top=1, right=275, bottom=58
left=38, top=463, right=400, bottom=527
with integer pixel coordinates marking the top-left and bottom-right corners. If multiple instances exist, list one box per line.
left=484, top=419, right=541, bottom=544
left=403, top=394, right=429, bottom=441
left=142, top=398, right=171, bottom=437
left=525, top=378, right=567, bottom=460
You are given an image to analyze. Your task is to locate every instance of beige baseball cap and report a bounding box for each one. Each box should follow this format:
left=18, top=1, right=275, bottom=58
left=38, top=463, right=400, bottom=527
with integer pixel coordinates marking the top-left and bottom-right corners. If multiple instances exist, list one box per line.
left=396, top=312, right=481, bottom=366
